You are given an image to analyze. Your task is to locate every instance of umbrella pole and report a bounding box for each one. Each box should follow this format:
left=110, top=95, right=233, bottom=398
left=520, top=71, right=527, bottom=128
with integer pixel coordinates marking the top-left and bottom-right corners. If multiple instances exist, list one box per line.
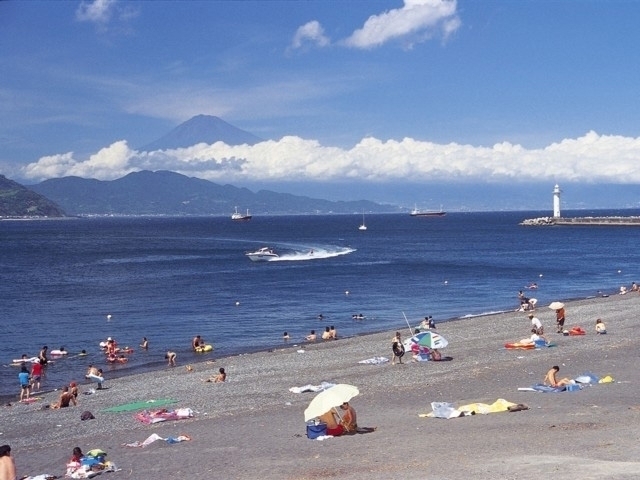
left=402, top=312, right=414, bottom=336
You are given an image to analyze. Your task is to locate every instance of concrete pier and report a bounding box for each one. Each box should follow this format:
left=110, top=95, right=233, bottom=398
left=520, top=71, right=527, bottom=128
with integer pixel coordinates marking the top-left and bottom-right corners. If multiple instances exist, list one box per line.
left=521, top=216, right=640, bottom=226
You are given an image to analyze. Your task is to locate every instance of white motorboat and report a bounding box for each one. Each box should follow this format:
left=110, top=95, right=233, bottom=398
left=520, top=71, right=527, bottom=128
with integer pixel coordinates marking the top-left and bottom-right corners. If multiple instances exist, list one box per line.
left=245, top=247, right=279, bottom=262
left=232, top=207, right=252, bottom=221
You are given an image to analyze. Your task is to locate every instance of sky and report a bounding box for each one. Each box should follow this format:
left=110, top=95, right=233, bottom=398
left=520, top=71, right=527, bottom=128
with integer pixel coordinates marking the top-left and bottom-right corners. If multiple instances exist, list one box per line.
left=2, top=0, right=640, bottom=206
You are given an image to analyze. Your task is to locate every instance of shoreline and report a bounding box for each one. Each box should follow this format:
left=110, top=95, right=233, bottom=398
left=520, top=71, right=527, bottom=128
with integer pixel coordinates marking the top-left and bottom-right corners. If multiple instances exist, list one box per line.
left=5, top=291, right=640, bottom=478
left=1, top=288, right=622, bottom=404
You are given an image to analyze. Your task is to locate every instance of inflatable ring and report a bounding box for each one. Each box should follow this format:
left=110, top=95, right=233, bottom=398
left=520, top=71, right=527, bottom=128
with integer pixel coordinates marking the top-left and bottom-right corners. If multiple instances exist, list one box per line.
left=195, top=344, right=213, bottom=353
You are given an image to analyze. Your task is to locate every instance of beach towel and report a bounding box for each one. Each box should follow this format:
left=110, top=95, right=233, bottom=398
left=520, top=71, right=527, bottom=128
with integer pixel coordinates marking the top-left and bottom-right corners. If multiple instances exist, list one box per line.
left=289, top=382, right=336, bottom=393
left=102, top=398, right=177, bottom=413
left=575, top=373, right=600, bottom=384
left=123, top=433, right=191, bottom=448
left=568, top=326, right=586, bottom=336
left=135, top=408, right=194, bottom=424
left=357, top=357, right=389, bottom=365
left=420, top=399, right=518, bottom=419
left=519, top=384, right=567, bottom=393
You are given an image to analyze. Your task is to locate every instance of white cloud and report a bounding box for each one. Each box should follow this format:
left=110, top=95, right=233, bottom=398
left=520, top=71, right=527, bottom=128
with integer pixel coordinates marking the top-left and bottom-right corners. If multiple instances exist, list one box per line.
left=20, top=131, right=640, bottom=185
left=76, top=0, right=116, bottom=23
left=291, top=21, right=330, bottom=49
left=343, top=0, right=460, bottom=49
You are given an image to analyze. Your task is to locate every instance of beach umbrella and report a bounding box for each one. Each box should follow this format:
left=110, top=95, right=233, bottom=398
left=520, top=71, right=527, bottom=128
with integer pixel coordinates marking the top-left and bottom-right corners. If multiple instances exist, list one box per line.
left=417, top=331, right=449, bottom=349
left=303, top=384, right=359, bottom=422
left=548, top=301, right=565, bottom=310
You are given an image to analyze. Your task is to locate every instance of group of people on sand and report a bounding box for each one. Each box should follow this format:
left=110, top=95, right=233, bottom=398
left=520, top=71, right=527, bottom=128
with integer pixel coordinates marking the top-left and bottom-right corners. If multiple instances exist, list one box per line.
left=526, top=307, right=605, bottom=340
left=317, top=401, right=376, bottom=437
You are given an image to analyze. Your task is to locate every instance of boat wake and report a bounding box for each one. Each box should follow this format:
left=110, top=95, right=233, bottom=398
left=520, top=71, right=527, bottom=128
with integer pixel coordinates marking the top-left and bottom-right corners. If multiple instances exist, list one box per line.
left=270, top=246, right=356, bottom=262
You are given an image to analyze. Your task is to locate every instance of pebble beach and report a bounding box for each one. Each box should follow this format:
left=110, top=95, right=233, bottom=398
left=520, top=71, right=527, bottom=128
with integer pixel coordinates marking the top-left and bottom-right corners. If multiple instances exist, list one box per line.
left=4, top=292, right=640, bottom=480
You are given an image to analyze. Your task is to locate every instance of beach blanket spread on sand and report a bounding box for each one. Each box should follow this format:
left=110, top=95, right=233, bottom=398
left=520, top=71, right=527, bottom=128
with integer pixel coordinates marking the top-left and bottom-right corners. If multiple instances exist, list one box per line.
left=135, top=407, right=194, bottom=424
left=420, top=399, right=518, bottom=419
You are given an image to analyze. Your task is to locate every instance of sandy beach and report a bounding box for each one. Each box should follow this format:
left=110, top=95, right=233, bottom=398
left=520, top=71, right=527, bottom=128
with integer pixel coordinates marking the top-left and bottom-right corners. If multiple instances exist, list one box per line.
left=4, top=292, right=640, bottom=479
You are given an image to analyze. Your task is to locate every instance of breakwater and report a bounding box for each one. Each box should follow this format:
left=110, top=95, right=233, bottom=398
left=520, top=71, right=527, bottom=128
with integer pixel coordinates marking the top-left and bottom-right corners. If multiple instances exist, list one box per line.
left=521, top=216, right=640, bottom=226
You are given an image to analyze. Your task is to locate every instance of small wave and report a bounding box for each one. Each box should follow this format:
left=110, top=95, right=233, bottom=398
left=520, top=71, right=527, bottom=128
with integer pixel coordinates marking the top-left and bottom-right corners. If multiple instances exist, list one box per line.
left=270, top=247, right=356, bottom=262
left=458, top=309, right=510, bottom=319
left=98, top=254, right=206, bottom=265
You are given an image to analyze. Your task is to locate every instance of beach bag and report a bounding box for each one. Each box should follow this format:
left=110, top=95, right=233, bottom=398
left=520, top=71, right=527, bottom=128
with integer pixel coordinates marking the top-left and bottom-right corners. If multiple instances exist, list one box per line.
left=306, top=422, right=327, bottom=439
left=81, top=410, right=95, bottom=421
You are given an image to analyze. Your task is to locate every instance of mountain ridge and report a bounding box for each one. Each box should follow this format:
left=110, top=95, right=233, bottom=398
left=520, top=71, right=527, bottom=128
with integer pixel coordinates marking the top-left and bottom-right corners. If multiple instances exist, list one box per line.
left=30, top=170, right=397, bottom=216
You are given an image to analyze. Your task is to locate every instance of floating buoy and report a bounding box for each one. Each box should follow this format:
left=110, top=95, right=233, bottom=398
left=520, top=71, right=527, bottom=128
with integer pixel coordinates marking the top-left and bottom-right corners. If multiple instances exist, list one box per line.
left=235, top=301, right=240, bottom=306
left=106, top=314, right=112, bottom=320
left=345, top=290, right=350, bottom=295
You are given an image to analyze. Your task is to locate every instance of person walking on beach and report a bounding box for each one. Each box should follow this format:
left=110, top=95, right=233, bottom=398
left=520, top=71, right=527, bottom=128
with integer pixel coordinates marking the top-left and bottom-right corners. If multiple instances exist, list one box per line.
left=18, top=364, right=30, bottom=402
left=391, top=332, right=405, bottom=365
left=555, top=307, right=566, bottom=333
left=529, top=313, right=543, bottom=335
left=30, top=360, right=43, bottom=391
left=544, top=366, right=571, bottom=387
left=0, top=444, right=16, bottom=480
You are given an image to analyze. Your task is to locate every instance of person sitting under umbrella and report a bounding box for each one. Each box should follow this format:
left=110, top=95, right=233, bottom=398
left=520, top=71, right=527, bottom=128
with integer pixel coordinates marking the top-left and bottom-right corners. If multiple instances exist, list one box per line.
left=318, top=409, right=345, bottom=436
left=338, top=402, right=376, bottom=434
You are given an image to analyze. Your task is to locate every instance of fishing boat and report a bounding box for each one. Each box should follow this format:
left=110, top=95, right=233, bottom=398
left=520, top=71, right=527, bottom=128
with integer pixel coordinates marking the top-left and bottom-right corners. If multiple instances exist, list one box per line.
left=410, top=204, right=446, bottom=217
left=358, top=211, right=367, bottom=231
left=231, top=207, right=252, bottom=221
left=245, top=247, right=279, bottom=262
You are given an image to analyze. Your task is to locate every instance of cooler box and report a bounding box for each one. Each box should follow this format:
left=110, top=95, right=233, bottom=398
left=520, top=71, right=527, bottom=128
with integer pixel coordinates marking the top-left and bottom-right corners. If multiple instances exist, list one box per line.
left=306, top=422, right=327, bottom=439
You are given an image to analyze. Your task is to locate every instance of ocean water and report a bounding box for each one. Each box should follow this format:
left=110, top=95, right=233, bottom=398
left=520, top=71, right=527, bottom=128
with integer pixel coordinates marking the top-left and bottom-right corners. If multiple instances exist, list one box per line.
left=1, top=211, right=638, bottom=398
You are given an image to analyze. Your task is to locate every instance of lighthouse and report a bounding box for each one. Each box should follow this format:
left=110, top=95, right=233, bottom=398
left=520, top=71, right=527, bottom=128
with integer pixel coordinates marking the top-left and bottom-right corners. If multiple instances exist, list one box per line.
left=553, top=184, right=561, bottom=218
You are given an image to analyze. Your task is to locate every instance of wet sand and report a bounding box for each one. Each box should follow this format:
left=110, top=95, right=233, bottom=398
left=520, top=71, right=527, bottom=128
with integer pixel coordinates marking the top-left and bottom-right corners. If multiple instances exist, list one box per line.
left=5, top=293, right=640, bottom=479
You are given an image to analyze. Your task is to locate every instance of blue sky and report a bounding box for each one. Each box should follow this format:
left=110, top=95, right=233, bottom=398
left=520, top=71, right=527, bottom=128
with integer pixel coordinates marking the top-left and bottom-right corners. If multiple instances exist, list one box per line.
left=2, top=0, right=640, bottom=203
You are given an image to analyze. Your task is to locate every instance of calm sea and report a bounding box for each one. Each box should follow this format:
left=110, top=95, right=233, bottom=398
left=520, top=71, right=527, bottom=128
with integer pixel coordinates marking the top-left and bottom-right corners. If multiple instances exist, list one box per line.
left=1, top=211, right=638, bottom=398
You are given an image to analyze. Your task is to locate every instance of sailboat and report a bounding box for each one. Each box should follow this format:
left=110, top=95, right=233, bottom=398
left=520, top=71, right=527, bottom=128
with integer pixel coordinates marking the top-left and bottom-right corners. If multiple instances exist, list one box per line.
left=358, top=211, right=367, bottom=231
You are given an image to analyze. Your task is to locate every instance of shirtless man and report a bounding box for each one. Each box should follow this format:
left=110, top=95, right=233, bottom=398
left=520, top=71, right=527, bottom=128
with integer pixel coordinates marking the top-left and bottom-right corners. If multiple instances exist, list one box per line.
left=338, top=402, right=376, bottom=434
left=305, top=330, right=317, bottom=342
left=51, top=385, right=77, bottom=409
left=192, top=335, right=203, bottom=350
left=203, top=367, right=226, bottom=383
left=318, top=409, right=344, bottom=436
left=544, top=366, right=571, bottom=387
left=0, top=444, right=16, bottom=480
left=321, top=327, right=332, bottom=340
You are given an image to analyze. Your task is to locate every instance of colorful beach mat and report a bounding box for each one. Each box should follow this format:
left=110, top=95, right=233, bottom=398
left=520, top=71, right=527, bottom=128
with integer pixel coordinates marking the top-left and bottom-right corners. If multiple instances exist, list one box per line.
left=102, top=398, right=177, bottom=413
